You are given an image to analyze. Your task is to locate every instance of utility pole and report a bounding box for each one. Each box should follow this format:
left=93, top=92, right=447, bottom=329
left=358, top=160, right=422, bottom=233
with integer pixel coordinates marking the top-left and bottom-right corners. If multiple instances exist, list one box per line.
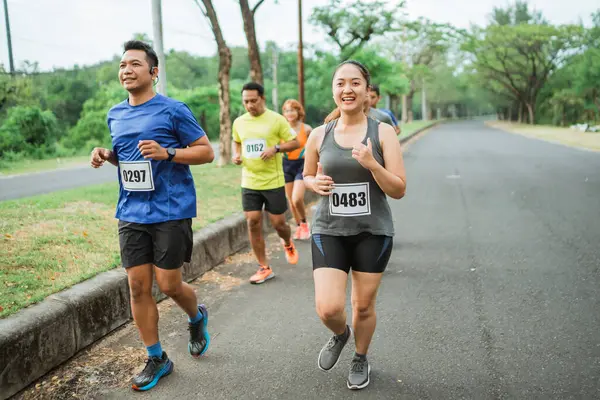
left=297, top=0, right=305, bottom=108
left=421, top=77, right=427, bottom=121
left=151, top=0, right=167, bottom=95
left=272, top=46, right=279, bottom=111
left=2, top=0, right=15, bottom=74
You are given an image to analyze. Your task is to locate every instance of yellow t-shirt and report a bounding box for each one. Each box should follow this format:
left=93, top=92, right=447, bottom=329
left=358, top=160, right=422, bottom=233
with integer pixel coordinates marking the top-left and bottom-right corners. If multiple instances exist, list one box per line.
left=232, top=109, right=297, bottom=190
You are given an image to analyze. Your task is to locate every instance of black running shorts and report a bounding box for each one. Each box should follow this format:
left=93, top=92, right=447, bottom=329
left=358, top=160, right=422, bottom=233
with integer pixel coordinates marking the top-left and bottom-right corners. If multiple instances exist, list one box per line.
left=118, top=218, right=193, bottom=270
left=311, top=233, right=393, bottom=274
left=241, top=187, right=288, bottom=215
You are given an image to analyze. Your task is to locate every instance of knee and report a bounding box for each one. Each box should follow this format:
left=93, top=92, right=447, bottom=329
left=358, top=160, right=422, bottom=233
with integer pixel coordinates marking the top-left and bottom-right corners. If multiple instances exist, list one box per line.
left=247, top=217, right=261, bottom=232
left=286, top=196, right=296, bottom=210
left=292, top=197, right=304, bottom=210
left=157, top=279, right=182, bottom=298
left=316, top=302, right=345, bottom=322
left=129, top=279, right=152, bottom=302
left=352, top=300, right=375, bottom=320
left=271, top=218, right=287, bottom=231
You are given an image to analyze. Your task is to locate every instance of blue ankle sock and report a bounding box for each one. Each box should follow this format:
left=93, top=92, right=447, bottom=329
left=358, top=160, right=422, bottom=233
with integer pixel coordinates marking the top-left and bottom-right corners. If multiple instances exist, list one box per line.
left=146, top=342, right=162, bottom=358
left=189, top=309, right=203, bottom=324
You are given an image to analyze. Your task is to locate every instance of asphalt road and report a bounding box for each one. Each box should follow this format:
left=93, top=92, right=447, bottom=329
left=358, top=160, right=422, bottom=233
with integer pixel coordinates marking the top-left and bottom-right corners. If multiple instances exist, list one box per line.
left=0, top=143, right=221, bottom=201
left=19, top=122, right=600, bottom=399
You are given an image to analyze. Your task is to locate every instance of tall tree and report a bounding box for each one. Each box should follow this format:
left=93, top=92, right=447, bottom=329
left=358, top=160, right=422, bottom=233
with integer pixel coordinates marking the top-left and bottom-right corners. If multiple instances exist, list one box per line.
left=464, top=23, right=583, bottom=124
left=489, top=0, right=547, bottom=26
left=194, top=0, right=233, bottom=165
left=382, top=17, right=459, bottom=121
left=239, top=0, right=266, bottom=85
left=310, top=0, right=401, bottom=61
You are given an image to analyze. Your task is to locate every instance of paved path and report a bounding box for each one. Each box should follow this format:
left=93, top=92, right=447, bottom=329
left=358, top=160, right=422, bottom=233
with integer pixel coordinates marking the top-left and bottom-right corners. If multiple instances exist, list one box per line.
left=0, top=143, right=221, bottom=201
left=18, top=122, right=600, bottom=399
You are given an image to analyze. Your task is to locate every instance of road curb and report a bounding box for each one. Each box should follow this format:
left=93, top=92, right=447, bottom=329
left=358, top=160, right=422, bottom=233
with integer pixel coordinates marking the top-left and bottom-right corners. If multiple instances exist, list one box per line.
left=0, top=192, right=318, bottom=400
left=0, top=121, right=441, bottom=399
left=399, top=120, right=440, bottom=145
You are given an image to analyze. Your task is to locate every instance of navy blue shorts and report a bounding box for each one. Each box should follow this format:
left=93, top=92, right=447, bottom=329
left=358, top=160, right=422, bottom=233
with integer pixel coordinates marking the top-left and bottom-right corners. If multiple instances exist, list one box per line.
left=283, top=158, right=305, bottom=184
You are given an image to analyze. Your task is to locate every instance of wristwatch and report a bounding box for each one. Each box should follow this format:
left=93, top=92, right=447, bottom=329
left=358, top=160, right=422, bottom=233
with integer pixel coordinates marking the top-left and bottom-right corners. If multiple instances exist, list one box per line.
left=166, top=148, right=176, bottom=161
left=275, top=144, right=281, bottom=153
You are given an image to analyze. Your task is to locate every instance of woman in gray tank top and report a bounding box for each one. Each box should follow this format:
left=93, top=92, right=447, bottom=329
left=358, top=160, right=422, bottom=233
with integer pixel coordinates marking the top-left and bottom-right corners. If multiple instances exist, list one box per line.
left=303, top=60, right=407, bottom=390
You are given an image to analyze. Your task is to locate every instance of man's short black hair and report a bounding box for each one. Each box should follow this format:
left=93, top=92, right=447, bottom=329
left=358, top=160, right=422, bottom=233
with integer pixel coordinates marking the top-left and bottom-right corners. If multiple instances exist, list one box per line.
left=123, top=40, right=159, bottom=70
left=242, top=82, right=265, bottom=97
left=371, top=84, right=381, bottom=96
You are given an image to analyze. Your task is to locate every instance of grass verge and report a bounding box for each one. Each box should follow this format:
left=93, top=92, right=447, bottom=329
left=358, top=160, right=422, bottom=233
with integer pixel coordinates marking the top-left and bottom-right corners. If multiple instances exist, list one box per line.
left=487, top=121, right=600, bottom=152
left=0, top=156, right=91, bottom=176
left=399, top=120, right=439, bottom=140
left=0, top=163, right=242, bottom=318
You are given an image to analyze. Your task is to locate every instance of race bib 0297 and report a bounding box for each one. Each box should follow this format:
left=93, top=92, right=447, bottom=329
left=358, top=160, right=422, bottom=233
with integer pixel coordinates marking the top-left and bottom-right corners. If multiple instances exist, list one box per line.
left=243, top=138, right=266, bottom=159
left=329, top=182, right=370, bottom=216
left=119, top=161, right=155, bottom=191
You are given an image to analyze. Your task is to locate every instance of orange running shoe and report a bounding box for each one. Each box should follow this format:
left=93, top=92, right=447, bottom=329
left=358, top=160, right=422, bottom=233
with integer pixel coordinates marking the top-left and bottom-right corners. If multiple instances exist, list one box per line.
left=293, top=225, right=302, bottom=240
left=282, top=239, right=299, bottom=265
left=300, top=222, right=311, bottom=240
left=249, top=266, right=274, bottom=284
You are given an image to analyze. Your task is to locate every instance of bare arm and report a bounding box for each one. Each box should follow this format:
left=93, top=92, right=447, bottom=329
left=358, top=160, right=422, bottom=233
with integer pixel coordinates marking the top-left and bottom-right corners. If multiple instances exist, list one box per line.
left=90, top=147, right=118, bottom=168
left=170, top=136, right=214, bottom=165
left=302, top=126, right=333, bottom=195
left=370, top=124, right=406, bottom=199
left=137, top=136, right=214, bottom=165
left=260, top=137, right=300, bottom=161
left=279, top=137, right=300, bottom=152
left=305, top=123, right=313, bottom=136
left=105, top=151, right=118, bottom=167
left=232, top=141, right=242, bottom=165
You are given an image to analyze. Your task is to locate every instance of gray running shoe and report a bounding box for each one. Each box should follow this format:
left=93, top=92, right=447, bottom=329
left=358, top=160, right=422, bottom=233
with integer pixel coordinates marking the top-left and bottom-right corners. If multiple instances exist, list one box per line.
left=317, top=325, right=351, bottom=371
left=347, top=355, right=371, bottom=390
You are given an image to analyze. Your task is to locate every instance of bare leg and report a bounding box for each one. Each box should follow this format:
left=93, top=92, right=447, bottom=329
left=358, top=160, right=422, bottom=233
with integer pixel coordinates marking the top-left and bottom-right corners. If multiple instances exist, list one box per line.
left=245, top=211, right=268, bottom=266
left=127, top=264, right=159, bottom=346
left=350, top=271, right=383, bottom=355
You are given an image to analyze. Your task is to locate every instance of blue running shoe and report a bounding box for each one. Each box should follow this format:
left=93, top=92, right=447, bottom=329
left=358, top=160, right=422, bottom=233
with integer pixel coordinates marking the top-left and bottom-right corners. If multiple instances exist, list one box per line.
left=188, top=304, right=210, bottom=357
left=131, top=351, right=173, bottom=391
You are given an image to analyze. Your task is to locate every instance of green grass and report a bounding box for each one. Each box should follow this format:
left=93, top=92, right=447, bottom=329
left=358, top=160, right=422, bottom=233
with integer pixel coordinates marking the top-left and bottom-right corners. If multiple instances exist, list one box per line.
left=0, top=155, right=91, bottom=176
left=399, top=120, right=439, bottom=140
left=0, top=163, right=242, bottom=318
left=487, top=121, right=600, bottom=152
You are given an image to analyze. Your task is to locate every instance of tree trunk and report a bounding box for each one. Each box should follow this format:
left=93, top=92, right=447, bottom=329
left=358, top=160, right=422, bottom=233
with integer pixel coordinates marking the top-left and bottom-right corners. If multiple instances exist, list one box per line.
left=239, top=0, right=263, bottom=85
left=517, top=103, right=522, bottom=123
left=199, top=0, right=233, bottom=166
left=526, top=102, right=535, bottom=125
left=217, top=48, right=233, bottom=166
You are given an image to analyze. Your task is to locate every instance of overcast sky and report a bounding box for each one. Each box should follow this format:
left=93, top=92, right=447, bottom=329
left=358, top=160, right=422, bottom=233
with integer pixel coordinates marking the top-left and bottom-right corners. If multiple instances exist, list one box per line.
left=0, top=0, right=597, bottom=71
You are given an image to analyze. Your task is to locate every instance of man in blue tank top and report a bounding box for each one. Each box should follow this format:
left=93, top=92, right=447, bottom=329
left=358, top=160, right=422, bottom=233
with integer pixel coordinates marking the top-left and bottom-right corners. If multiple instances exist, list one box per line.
left=90, top=40, right=214, bottom=392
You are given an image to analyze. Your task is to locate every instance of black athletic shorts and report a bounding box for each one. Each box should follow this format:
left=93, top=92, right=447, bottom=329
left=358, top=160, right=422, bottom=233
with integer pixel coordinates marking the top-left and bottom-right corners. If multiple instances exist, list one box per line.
left=118, top=219, right=193, bottom=270
left=283, top=158, right=305, bottom=183
left=311, top=233, right=393, bottom=274
left=241, top=187, right=288, bottom=215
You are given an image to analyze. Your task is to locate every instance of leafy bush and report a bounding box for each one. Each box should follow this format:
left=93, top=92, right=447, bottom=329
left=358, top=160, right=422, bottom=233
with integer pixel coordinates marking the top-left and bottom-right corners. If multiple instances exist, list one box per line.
left=0, top=106, right=60, bottom=158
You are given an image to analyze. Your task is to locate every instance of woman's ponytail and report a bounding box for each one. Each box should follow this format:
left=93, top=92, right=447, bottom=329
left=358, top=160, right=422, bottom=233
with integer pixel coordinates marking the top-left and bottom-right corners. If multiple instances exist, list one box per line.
left=324, top=107, right=341, bottom=124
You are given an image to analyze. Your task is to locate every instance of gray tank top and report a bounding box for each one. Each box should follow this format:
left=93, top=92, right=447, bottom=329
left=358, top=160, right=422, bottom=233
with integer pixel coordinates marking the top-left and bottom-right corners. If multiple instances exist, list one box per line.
left=311, top=117, right=395, bottom=237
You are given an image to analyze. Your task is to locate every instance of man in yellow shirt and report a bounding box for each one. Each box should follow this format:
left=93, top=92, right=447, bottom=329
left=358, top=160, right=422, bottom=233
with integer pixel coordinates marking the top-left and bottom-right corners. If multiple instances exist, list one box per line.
left=232, top=82, right=300, bottom=284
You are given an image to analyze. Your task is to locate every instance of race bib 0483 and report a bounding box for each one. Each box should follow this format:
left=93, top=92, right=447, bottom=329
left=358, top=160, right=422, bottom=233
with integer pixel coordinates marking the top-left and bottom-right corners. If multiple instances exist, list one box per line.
left=329, top=182, right=370, bottom=216
left=243, top=138, right=266, bottom=159
left=119, top=161, right=154, bottom=191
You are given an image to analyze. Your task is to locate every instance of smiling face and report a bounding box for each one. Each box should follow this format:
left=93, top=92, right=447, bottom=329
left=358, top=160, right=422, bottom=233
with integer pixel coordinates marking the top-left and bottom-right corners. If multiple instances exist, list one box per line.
left=332, top=63, right=369, bottom=115
left=119, top=49, right=155, bottom=93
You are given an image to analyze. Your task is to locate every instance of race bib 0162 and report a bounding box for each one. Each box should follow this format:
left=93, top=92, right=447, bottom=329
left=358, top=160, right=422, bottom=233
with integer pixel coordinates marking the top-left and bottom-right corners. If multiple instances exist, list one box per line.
left=243, top=138, right=266, bottom=159
left=119, top=161, right=154, bottom=191
left=329, top=182, right=370, bottom=216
